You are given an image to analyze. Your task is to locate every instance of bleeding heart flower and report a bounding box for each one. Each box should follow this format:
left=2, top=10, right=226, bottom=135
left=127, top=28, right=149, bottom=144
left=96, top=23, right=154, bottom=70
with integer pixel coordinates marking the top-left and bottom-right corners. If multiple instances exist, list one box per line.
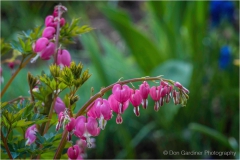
left=149, top=86, right=161, bottom=111
left=129, top=89, right=142, bottom=117
left=42, top=27, right=56, bottom=39
left=139, top=81, right=150, bottom=109
left=54, top=97, right=66, bottom=114
left=45, top=15, right=58, bottom=27
left=31, top=37, right=56, bottom=63
left=108, top=94, right=129, bottom=124
left=88, top=98, right=112, bottom=130
left=74, top=116, right=100, bottom=148
left=112, top=84, right=131, bottom=103
left=67, top=145, right=80, bottom=159
left=25, top=124, right=38, bottom=145
left=57, top=49, right=71, bottom=68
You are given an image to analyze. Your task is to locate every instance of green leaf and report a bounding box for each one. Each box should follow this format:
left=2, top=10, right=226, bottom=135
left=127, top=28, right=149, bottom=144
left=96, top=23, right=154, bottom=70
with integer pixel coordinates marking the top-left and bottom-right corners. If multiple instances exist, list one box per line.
left=101, top=6, right=165, bottom=74
left=10, top=40, right=23, bottom=53
left=81, top=33, right=109, bottom=86
left=151, top=60, right=193, bottom=87
left=12, top=119, right=34, bottom=128
left=0, top=102, right=8, bottom=109
left=1, top=39, right=11, bottom=56
left=189, top=123, right=236, bottom=151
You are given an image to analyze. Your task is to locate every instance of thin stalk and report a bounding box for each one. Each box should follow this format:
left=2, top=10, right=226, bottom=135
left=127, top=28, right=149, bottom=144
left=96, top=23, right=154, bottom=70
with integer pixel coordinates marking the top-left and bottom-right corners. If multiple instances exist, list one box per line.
left=53, top=5, right=61, bottom=64
left=1, top=54, right=34, bottom=98
left=6, top=96, right=29, bottom=104
left=54, top=76, right=164, bottom=159
left=1, top=131, right=13, bottom=159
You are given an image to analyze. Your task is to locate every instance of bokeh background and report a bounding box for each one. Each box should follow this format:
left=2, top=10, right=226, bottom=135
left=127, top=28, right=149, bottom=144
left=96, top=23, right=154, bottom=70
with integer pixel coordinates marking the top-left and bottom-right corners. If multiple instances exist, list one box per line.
left=1, top=1, right=239, bottom=159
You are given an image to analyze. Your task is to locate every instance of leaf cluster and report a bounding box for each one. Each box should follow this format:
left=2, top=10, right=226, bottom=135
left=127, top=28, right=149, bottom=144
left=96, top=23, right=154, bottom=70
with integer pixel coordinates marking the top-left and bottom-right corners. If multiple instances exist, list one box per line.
left=59, top=18, right=93, bottom=44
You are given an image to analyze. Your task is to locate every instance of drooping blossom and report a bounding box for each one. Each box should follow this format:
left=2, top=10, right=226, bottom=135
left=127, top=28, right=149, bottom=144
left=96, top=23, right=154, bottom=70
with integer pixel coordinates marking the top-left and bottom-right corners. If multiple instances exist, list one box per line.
left=108, top=94, right=129, bottom=124
left=174, top=81, right=189, bottom=94
left=57, top=49, right=71, bottom=68
left=74, top=116, right=100, bottom=148
left=129, top=89, right=142, bottom=116
left=54, top=97, right=66, bottom=114
left=173, top=90, right=180, bottom=105
left=87, top=98, right=112, bottom=130
left=112, top=84, right=131, bottom=115
left=25, top=124, right=38, bottom=145
left=31, top=37, right=55, bottom=63
left=66, top=118, right=76, bottom=141
left=67, top=145, right=80, bottom=159
left=149, top=86, right=161, bottom=111
left=139, top=81, right=150, bottom=109
left=42, top=27, right=56, bottom=39
left=159, top=85, right=167, bottom=107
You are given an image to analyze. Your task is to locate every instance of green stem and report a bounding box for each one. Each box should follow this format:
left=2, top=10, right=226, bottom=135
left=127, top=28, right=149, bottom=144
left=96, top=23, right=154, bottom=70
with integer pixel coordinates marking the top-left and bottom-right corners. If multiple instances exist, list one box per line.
left=1, top=130, right=13, bottom=159
left=54, top=76, right=164, bottom=159
left=1, top=54, right=34, bottom=99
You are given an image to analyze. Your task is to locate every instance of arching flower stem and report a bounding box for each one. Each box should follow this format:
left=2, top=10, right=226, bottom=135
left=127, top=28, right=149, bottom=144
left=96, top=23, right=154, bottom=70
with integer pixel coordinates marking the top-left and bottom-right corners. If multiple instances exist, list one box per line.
left=54, top=76, right=172, bottom=159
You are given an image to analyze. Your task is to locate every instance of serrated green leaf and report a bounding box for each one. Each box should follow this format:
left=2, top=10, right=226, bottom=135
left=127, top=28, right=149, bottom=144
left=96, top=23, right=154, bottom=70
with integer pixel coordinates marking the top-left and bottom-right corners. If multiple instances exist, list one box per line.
left=76, top=25, right=93, bottom=34
left=13, top=107, right=28, bottom=120
left=1, top=39, right=11, bottom=56
left=1, top=115, right=10, bottom=128
left=12, top=119, right=34, bottom=128
left=18, top=37, right=25, bottom=50
left=34, top=118, right=49, bottom=125
left=0, top=102, right=8, bottom=109
left=10, top=41, right=23, bottom=53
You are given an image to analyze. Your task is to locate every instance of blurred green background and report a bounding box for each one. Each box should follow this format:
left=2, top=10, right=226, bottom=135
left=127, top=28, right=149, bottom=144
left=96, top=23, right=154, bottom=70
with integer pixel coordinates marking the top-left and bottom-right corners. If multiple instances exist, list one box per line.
left=1, top=1, right=239, bottom=159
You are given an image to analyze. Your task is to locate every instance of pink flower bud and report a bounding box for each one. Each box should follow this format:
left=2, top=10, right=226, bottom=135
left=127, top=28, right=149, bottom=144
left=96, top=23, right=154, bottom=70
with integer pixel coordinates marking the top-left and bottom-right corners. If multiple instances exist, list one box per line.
left=25, top=124, right=38, bottom=145
left=8, top=62, right=14, bottom=69
left=149, top=86, right=161, bottom=101
left=94, top=98, right=112, bottom=120
left=150, top=86, right=161, bottom=111
left=57, top=49, right=71, bottom=67
left=108, top=94, right=129, bottom=114
left=42, top=27, right=56, bottom=39
left=160, top=81, right=168, bottom=87
left=66, top=118, right=76, bottom=132
left=87, top=103, right=98, bottom=119
left=112, top=84, right=131, bottom=103
left=74, top=116, right=100, bottom=138
left=86, top=117, right=100, bottom=136
left=54, top=97, right=66, bottom=114
left=33, top=37, right=49, bottom=53
left=160, top=86, right=167, bottom=97
left=173, top=90, right=180, bottom=105
left=45, top=15, right=58, bottom=27
left=130, top=89, right=142, bottom=116
left=40, top=42, right=55, bottom=60
left=67, top=145, right=80, bottom=159
left=174, top=82, right=182, bottom=89
left=60, top=18, right=66, bottom=27
left=139, top=81, right=150, bottom=99
left=53, top=5, right=68, bottom=17
left=130, top=89, right=142, bottom=107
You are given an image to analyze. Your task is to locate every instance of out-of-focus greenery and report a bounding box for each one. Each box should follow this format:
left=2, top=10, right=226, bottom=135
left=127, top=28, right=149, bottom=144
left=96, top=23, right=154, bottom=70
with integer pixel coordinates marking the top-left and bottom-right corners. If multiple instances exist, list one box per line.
left=1, top=1, right=239, bottom=159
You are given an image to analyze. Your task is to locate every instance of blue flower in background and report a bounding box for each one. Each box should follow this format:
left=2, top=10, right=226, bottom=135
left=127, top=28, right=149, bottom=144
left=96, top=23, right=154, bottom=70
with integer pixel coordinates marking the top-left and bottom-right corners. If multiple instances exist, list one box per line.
left=219, top=46, right=232, bottom=69
left=210, top=1, right=235, bottom=26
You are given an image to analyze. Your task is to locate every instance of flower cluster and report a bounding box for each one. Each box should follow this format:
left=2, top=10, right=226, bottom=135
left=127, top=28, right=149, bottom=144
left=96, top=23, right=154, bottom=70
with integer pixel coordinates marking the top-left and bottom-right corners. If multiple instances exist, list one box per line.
left=48, top=80, right=189, bottom=159
left=31, top=5, right=71, bottom=67
left=22, top=5, right=191, bottom=160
